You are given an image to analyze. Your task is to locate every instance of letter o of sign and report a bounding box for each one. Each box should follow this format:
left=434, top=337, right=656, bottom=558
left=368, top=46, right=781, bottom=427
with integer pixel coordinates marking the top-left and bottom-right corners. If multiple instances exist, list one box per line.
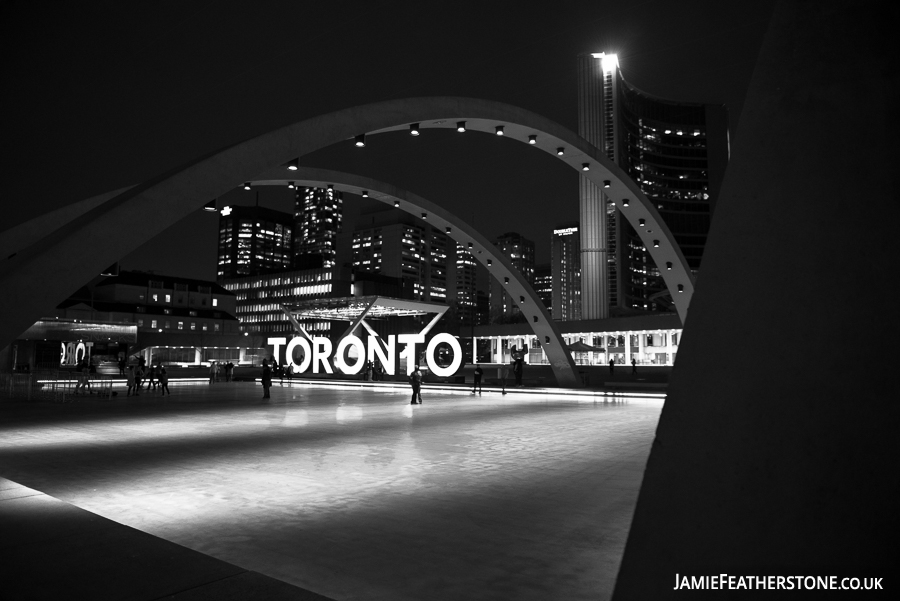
left=334, top=335, right=365, bottom=375
left=425, top=333, right=462, bottom=377
left=285, top=337, right=312, bottom=373
left=74, top=342, right=86, bottom=365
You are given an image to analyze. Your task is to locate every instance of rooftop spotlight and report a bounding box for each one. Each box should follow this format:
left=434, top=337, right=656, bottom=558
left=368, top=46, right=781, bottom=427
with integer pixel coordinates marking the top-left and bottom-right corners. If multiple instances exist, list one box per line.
left=622, top=198, right=630, bottom=206
left=287, top=181, right=296, bottom=189
left=487, top=259, right=493, bottom=267
left=421, top=212, right=428, bottom=220
left=528, top=135, right=537, bottom=144
left=409, top=123, right=420, bottom=136
left=456, top=121, right=466, bottom=132
left=666, top=262, right=673, bottom=270
left=327, top=184, right=334, bottom=191
left=394, top=200, right=400, bottom=207
left=639, top=218, right=646, bottom=227
left=467, top=242, right=473, bottom=249
left=652, top=240, right=661, bottom=248
left=445, top=226, right=452, bottom=233
left=545, top=336, right=550, bottom=344
left=354, top=133, right=366, bottom=147
left=556, top=147, right=565, bottom=155
left=287, top=158, right=299, bottom=171
left=504, top=277, right=509, bottom=284
left=678, top=284, right=684, bottom=293
left=362, top=190, right=368, bottom=198
left=203, top=200, right=217, bottom=212
left=495, top=125, right=505, bottom=136
left=603, top=180, right=611, bottom=188
left=519, top=296, right=525, bottom=303
left=242, top=182, right=251, bottom=190
left=582, top=163, right=590, bottom=171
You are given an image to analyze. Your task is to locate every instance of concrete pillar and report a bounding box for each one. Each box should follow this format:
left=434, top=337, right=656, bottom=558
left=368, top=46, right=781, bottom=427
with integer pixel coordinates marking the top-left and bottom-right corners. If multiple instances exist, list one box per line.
left=613, top=2, right=899, bottom=597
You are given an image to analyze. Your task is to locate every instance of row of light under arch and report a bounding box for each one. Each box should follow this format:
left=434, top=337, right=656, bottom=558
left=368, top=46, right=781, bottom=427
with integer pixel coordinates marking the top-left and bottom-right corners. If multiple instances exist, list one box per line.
left=201, top=122, right=686, bottom=297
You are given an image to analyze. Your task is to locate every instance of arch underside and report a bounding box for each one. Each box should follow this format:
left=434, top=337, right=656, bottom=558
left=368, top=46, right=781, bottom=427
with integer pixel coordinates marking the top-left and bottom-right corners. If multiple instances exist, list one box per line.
left=0, top=97, right=693, bottom=384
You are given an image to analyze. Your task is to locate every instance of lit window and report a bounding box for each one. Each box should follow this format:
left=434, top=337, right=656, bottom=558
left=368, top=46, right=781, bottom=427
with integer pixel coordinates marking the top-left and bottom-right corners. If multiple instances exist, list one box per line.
left=213, top=299, right=218, bottom=307
left=151, top=320, right=158, bottom=328
left=191, top=322, right=196, bottom=330
left=165, top=294, right=171, bottom=303
left=178, top=321, right=184, bottom=330
left=152, top=294, right=158, bottom=302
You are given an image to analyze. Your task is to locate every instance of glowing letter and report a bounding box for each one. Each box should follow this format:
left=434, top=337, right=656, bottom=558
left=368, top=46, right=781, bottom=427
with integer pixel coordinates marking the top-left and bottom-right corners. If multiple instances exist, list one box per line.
left=268, top=337, right=287, bottom=365
left=285, top=336, right=311, bottom=373
left=367, top=335, right=396, bottom=375
left=334, top=335, right=365, bottom=375
left=425, top=333, right=463, bottom=377
left=397, top=334, right=425, bottom=375
left=312, top=337, right=334, bottom=374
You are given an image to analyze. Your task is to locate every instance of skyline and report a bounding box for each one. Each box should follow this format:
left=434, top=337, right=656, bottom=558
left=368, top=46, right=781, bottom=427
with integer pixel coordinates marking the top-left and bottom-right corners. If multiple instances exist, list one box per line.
left=7, top=1, right=775, bottom=283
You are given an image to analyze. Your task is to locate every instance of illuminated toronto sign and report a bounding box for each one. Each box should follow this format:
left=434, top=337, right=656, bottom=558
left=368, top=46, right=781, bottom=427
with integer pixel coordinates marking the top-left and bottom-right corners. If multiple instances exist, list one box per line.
left=60, top=341, right=93, bottom=366
left=268, top=333, right=462, bottom=376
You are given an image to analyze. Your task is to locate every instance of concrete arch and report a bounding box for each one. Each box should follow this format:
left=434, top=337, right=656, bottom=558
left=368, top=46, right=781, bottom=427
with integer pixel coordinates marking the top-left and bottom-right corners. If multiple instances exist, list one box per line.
left=0, top=97, right=693, bottom=352
left=253, top=167, right=582, bottom=387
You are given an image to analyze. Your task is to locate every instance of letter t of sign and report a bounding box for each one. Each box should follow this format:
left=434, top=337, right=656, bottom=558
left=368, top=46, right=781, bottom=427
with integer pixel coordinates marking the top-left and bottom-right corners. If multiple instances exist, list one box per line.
left=397, top=334, right=425, bottom=375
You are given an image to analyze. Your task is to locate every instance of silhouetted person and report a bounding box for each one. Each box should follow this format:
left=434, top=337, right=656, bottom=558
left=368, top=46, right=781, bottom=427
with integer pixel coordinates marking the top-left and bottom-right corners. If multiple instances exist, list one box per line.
left=126, top=365, right=136, bottom=396
left=609, top=358, right=615, bottom=375
left=513, top=357, right=524, bottom=387
left=499, top=363, right=509, bottom=395
left=409, top=365, right=423, bottom=404
left=261, top=359, right=272, bottom=399
left=631, top=357, right=637, bottom=375
left=158, top=366, right=171, bottom=396
left=472, top=364, right=483, bottom=394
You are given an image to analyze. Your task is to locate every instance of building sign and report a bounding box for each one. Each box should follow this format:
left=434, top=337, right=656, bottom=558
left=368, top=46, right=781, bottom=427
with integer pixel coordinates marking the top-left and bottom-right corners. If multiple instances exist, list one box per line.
left=553, top=227, right=578, bottom=236
left=60, top=341, right=92, bottom=366
left=268, top=333, right=462, bottom=377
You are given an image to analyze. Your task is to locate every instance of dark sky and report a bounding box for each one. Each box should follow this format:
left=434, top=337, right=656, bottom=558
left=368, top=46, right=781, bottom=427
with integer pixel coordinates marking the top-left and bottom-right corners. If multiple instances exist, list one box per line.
left=6, top=0, right=775, bottom=282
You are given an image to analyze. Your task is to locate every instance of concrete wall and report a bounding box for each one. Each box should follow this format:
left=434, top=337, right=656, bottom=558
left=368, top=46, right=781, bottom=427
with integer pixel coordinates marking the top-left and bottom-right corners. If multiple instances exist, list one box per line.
left=613, top=1, right=899, bottom=597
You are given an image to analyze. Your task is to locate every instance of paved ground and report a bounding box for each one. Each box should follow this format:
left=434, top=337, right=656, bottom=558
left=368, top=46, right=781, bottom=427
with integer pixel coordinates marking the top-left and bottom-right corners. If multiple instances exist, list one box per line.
left=0, top=380, right=663, bottom=600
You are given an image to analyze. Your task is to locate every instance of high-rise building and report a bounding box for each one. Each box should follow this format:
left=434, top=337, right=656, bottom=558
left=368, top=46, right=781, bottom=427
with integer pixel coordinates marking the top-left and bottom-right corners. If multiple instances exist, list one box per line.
left=294, top=186, right=343, bottom=268
left=351, top=209, right=449, bottom=303
left=490, top=232, right=535, bottom=322
left=216, top=205, right=293, bottom=280
left=533, top=263, right=553, bottom=313
left=551, top=224, right=581, bottom=321
left=578, top=52, right=729, bottom=315
left=452, top=242, right=479, bottom=326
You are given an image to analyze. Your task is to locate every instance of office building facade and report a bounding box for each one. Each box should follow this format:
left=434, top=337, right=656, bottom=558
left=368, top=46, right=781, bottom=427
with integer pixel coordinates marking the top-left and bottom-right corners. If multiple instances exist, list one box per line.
left=578, top=52, right=729, bottom=315
left=294, top=186, right=343, bottom=268
left=551, top=224, right=581, bottom=321
left=216, top=205, right=293, bottom=279
left=489, top=232, right=535, bottom=322
left=351, top=209, right=449, bottom=304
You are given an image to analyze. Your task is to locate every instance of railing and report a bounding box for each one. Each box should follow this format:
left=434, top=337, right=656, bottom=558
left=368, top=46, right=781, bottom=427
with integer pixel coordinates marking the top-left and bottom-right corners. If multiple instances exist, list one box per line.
left=0, top=370, right=116, bottom=402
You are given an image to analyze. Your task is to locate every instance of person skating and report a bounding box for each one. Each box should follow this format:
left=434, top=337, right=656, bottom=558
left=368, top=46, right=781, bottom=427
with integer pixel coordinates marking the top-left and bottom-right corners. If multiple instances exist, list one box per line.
left=409, top=365, right=423, bottom=404
left=472, top=364, right=483, bottom=394
left=261, top=359, right=272, bottom=399
left=158, top=365, right=171, bottom=396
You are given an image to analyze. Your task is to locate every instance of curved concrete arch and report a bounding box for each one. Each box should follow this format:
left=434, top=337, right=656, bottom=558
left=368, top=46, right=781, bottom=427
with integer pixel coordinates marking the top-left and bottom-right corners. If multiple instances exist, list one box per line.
left=0, top=97, right=692, bottom=350
left=253, top=168, right=582, bottom=387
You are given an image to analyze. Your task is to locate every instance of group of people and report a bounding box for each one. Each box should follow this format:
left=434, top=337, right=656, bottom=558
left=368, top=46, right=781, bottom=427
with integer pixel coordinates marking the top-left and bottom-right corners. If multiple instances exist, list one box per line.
left=72, top=359, right=97, bottom=395
left=607, top=357, right=639, bottom=375
left=361, top=360, right=385, bottom=381
left=125, top=358, right=171, bottom=396
left=208, top=361, right=236, bottom=384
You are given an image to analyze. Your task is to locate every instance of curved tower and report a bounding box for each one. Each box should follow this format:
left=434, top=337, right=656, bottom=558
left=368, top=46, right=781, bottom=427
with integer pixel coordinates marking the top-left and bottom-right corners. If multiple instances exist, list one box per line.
left=578, top=53, right=729, bottom=316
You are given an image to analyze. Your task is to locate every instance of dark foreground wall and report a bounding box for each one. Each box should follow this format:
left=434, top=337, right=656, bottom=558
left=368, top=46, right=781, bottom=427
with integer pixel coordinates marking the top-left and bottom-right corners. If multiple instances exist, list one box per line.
left=614, top=1, right=899, bottom=598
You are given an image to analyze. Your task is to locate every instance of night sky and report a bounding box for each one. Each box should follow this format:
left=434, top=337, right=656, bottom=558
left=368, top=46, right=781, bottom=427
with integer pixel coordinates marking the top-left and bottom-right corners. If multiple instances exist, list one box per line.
left=6, top=0, right=775, bottom=283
